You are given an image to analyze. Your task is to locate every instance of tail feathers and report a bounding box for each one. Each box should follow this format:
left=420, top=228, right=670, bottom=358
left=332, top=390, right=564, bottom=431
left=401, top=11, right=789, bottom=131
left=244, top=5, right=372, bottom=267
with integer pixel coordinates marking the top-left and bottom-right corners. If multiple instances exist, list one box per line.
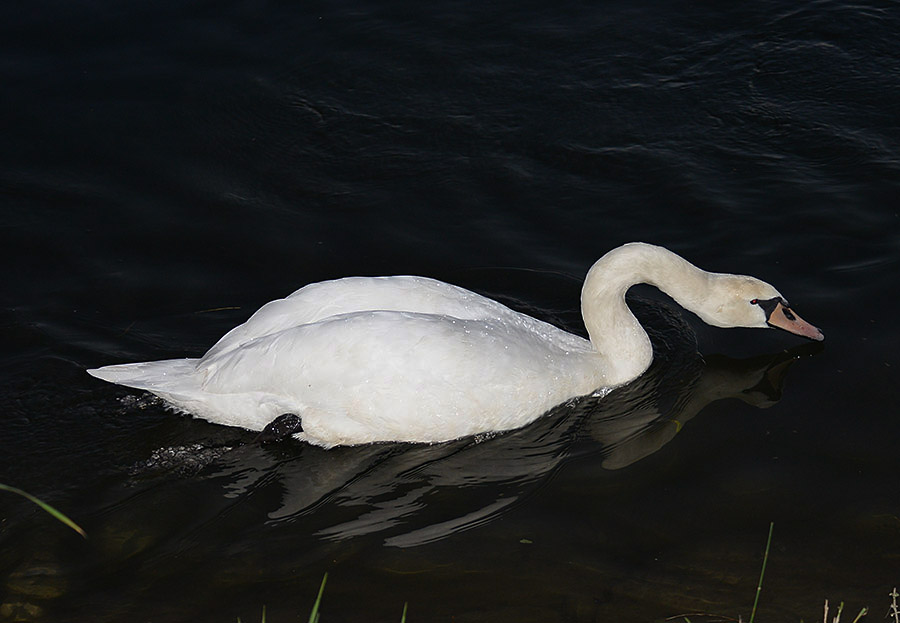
left=89, top=358, right=290, bottom=432
left=87, top=358, right=201, bottom=396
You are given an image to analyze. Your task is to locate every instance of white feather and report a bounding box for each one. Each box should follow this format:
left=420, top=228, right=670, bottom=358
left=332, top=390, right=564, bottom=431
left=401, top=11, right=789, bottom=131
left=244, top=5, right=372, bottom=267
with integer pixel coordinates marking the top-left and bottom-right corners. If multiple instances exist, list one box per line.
left=88, top=243, right=813, bottom=447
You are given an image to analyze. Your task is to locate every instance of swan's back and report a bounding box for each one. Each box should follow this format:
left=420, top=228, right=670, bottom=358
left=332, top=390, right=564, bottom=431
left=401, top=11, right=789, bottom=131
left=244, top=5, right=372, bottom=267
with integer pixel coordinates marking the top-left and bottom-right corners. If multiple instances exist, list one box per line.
left=201, top=276, right=543, bottom=362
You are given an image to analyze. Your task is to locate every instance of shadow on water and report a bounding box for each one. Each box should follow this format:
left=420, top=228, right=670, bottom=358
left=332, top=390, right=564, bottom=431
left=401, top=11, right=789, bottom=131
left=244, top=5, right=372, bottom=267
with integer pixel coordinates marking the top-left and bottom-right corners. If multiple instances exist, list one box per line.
left=0, top=299, right=822, bottom=620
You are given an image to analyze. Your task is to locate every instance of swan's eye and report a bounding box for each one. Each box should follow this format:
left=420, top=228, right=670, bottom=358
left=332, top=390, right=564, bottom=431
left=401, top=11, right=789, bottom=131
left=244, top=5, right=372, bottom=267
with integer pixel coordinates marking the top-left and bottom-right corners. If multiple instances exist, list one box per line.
left=750, top=299, right=759, bottom=305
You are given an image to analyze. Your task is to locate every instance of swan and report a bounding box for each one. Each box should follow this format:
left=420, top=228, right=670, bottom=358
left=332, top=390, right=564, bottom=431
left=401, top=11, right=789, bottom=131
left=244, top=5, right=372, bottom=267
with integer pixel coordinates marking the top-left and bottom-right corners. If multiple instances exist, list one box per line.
left=88, top=242, right=823, bottom=447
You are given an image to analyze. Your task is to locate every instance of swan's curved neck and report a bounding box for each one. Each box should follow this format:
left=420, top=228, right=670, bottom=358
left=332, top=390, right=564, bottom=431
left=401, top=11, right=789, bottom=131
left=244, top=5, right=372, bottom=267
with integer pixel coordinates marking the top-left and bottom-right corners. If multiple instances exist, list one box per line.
left=581, top=243, right=711, bottom=386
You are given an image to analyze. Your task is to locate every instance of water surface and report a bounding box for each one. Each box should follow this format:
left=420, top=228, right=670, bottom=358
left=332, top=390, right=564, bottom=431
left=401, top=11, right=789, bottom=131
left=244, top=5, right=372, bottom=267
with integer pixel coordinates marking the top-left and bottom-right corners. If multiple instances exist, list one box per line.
left=2, top=1, right=899, bottom=621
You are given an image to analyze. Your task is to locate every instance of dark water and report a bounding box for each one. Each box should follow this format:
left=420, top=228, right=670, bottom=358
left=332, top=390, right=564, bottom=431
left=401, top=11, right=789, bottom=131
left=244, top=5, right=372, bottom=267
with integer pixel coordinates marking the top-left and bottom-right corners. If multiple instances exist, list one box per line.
left=2, top=0, right=899, bottom=621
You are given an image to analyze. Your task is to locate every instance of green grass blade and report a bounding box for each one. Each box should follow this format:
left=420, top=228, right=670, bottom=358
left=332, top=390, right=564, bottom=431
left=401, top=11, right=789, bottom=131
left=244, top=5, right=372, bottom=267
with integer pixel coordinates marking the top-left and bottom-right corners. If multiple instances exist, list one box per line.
left=749, top=522, right=774, bottom=623
left=308, top=572, right=328, bottom=623
left=0, top=483, right=86, bottom=538
left=400, top=601, right=408, bottom=623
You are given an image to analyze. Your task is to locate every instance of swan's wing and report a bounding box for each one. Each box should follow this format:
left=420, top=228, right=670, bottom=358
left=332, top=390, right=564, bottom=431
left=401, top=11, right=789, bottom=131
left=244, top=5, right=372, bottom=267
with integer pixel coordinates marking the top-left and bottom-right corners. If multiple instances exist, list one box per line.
left=201, top=276, right=525, bottom=362
left=198, top=310, right=599, bottom=445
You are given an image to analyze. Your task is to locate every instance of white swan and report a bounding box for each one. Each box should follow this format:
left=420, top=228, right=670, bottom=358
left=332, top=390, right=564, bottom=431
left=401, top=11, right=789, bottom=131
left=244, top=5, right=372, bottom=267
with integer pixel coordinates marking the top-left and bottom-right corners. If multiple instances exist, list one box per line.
left=88, top=242, right=823, bottom=447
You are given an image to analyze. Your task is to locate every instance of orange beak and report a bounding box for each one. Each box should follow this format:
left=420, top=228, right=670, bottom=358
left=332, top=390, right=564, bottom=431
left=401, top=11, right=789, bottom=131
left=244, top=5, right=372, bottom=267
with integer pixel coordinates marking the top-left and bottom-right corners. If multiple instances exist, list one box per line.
left=766, top=301, right=824, bottom=341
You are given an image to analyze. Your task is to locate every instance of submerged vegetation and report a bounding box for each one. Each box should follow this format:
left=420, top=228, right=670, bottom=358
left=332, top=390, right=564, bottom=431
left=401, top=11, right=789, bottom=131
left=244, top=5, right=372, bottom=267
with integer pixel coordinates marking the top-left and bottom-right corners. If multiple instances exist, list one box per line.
left=255, top=559, right=893, bottom=623
left=2, top=490, right=892, bottom=623
left=669, top=523, right=897, bottom=623
left=237, top=573, right=409, bottom=623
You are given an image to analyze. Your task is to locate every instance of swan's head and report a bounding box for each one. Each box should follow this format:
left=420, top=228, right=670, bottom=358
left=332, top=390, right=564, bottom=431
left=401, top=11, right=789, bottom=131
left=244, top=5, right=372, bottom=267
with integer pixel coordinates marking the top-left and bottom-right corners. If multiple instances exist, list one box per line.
left=697, top=274, right=824, bottom=341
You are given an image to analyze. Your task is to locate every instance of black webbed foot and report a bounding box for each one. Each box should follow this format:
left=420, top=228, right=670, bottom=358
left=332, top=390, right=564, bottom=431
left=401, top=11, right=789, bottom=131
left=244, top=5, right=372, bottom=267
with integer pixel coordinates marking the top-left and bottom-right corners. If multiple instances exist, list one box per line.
left=255, top=413, right=303, bottom=444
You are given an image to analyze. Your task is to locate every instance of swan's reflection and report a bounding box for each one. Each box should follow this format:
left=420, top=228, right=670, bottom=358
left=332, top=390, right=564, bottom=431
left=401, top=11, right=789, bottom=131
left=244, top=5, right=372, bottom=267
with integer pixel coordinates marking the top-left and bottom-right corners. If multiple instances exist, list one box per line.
left=197, top=300, right=821, bottom=548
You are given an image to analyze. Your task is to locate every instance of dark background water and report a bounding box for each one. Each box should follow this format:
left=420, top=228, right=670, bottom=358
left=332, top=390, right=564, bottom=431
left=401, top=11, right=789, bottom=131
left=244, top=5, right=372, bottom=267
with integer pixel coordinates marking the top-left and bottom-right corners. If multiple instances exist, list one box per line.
left=2, top=0, right=899, bottom=621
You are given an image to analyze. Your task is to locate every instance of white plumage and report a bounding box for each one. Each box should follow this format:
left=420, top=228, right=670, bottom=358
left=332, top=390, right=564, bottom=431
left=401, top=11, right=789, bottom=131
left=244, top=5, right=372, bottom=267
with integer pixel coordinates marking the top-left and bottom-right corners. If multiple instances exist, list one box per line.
left=88, top=243, right=822, bottom=447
